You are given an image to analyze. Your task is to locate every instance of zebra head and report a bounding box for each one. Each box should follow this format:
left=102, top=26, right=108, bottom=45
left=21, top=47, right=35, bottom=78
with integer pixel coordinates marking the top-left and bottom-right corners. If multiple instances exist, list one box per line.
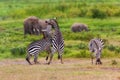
left=45, top=18, right=59, bottom=29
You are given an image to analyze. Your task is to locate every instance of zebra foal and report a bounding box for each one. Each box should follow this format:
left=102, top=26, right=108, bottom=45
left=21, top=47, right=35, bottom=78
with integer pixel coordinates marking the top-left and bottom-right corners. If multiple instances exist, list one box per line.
left=26, top=29, right=52, bottom=65
left=89, top=38, right=104, bottom=65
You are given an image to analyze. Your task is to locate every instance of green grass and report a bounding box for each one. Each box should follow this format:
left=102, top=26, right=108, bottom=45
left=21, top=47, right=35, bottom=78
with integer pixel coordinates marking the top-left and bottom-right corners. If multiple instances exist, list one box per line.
left=0, top=1, right=120, bottom=59
left=1, top=17, right=120, bottom=58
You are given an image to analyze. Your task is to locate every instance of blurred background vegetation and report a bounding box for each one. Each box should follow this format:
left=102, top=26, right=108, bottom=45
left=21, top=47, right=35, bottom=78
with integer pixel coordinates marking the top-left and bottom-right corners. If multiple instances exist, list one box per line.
left=0, top=0, right=120, bottom=59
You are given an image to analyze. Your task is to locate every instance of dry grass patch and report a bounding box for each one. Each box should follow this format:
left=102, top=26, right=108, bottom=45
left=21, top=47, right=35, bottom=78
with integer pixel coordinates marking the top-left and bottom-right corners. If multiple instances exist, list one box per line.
left=0, top=58, right=120, bottom=80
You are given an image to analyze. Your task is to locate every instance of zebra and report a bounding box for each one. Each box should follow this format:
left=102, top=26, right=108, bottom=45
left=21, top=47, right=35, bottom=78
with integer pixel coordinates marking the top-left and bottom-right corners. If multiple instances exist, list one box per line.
left=45, top=18, right=64, bottom=64
left=89, top=38, right=104, bottom=65
left=26, top=28, right=52, bottom=65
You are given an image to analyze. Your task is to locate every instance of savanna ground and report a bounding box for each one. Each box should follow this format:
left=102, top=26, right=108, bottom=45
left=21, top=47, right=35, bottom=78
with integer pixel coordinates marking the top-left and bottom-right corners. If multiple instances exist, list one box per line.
left=0, top=58, right=120, bottom=80
left=1, top=0, right=120, bottom=80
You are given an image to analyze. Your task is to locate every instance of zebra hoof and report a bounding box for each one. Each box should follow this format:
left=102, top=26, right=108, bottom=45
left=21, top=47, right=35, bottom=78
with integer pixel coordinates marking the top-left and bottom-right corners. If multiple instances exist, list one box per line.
left=46, top=57, right=48, bottom=61
left=34, top=62, right=40, bottom=64
left=29, top=63, right=33, bottom=65
left=61, top=62, right=64, bottom=64
left=47, top=62, right=51, bottom=65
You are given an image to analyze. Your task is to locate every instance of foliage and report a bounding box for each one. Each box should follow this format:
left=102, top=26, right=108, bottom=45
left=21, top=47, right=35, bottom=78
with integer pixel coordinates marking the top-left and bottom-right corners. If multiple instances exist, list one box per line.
left=1, top=1, right=120, bottom=20
left=91, top=8, right=108, bottom=19
left=11, top=47, right=26, bottom=57
left=0, top=1, right=120, bottom=58
left=111, top=60, right=117, bottom=65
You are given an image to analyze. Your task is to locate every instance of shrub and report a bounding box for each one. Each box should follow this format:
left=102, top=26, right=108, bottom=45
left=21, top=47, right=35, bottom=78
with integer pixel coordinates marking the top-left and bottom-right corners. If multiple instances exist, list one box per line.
left=79, top=8, right=88, bottom=17
left=56, top=3, right=69, bottom=12
left=107, top=45, right=116, bottom=52
left=63, top=31, right=96, bottom=41
left=67, top=7, right=81, bottom=17
left=111, top=60, right=117, bottom=65
left=78, top=43, right=87, bottom=49
left=91, top=8, right=107, bottom=19
left=78, top=50, right=89, bottom=58
left=11, top=47, right=26, bottom=57
left=115, top=47, right=120, bottom=54
left=64, top=48, right=71, bottom=55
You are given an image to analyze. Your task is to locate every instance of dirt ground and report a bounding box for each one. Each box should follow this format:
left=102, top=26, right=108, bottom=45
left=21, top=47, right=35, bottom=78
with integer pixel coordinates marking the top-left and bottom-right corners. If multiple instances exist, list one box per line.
left=0, top=58, right=120, bottom=80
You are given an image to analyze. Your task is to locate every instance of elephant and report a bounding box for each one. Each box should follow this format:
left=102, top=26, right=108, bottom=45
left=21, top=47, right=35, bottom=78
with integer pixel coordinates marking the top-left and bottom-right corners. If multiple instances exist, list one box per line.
left=24, top=16, right=52, bottom=37
left=24, top=16, right=41, bottom=36
left=71, top=23, right=88, bottom=32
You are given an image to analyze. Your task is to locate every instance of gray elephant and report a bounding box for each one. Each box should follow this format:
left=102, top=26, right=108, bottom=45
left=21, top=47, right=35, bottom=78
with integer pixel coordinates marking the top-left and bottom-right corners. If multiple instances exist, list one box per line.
left=71, top=23, right=88, bottom=32
left=24, top=16, right=52, bottom=37
left=24, top=16, right=41, bottom=36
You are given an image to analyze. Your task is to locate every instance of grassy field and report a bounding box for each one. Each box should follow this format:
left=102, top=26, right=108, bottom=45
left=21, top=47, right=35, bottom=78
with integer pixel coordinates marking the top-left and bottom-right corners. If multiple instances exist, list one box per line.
left=1, top=1, right=120, bottom=80
left=0, top=0, right=120, bottom=58
left=0, top=17, right=120, bottom=59
left=0, top=58, right=120, bottom=80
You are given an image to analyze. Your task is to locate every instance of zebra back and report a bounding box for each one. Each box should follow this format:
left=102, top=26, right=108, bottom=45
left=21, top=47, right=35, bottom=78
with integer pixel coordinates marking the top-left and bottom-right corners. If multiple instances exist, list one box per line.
left=89, top=38, right=104, bottom=52
left=27, top=31, right=52, bottom=55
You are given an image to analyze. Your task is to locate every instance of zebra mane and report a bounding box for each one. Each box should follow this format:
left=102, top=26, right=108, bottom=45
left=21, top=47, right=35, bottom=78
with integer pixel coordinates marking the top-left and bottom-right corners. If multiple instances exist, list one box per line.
left=50, top=18, right=60, bottom=30
left=97, top=38, right=104, bottom=48
left=89, top=38, right=104, bottom=51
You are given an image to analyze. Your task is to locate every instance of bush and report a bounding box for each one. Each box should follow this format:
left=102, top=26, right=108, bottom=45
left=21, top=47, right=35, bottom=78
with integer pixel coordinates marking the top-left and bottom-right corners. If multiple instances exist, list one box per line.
left=76, top=50, right=89, bottom=58
left=63, top=31, right=96, bottom=41
left=64, top=48, right=71, bottom=55
left=11, top=47, right=26, bottom=57
left=115, top=47, right=120, bottom=54
left=111, top=60, right=117, bottom=65
left=78, top=43, right=87, bottom=49
left=91, top=8, right=107, bottom=19
left=107, top=45, right=116, bottom=52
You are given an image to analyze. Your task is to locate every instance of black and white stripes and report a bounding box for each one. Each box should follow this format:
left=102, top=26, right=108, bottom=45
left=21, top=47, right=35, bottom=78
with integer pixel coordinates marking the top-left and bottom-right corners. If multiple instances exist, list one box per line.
left=26, top=18, right=64, bottom=65
left=26, top=30, right=52, bottom=65
left=46, top=19, right=64, bottom=64
left=89, top=38, right=104, bottom=65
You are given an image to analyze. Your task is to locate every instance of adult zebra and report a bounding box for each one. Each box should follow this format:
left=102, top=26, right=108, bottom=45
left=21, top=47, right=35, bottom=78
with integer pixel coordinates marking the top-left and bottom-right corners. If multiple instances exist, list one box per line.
left=89, top=38, right=104, bottom=65
left=45, top=18, right=64, bottom=64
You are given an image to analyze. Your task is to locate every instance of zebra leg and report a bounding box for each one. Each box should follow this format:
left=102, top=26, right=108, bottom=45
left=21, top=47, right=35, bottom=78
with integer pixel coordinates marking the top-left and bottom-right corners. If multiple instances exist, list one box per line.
left=58, top=52, right=63, bottom=64
left=45, top=47, right=51, bottom=61
left=91, top=57, right=94, bottom=64
left=47, top=53, right=53, bottom=65
left=98, top=58, right=102, bottom=64
left=96, top=58, right=102, bottom=65
left=26, top=54, right=32, bottom=65
left=34, top=54, right=39, bottom=64
left=91, top=53, right=94, bottom=64
left=47, top=47, right=55, bottom=65
left=58, top=54, right=60, bottom=59
left=99, top=59, right=102, bottom=64
left=46, top=54, right=49, bottom=61
left=96, top=59, right=98, bottom=65
left=60, top=55, right=63, bottom=64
